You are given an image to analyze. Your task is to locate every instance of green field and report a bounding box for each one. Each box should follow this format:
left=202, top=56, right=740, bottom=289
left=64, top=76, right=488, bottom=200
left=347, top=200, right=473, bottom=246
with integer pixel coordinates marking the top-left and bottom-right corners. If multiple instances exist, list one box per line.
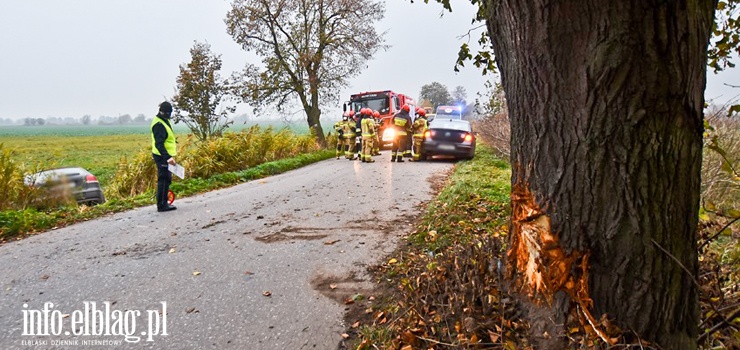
left=0, top=121, right=312, bottom=186
left=1, top=133, right=148, bottom=185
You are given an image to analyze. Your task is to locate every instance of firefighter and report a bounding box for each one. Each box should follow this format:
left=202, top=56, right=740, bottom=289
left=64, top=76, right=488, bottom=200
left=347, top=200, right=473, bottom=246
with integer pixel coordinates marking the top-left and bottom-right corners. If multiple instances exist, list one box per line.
left=404, top=107, right=416, bottom=158
left=353, top=108, right=366, bottom=159
left=411, top=108, right=428, bottom=161
left=343, top=110, right=357, bottom=159
left=334, top=112, right=348, bottom=159
left=372, top=110, right=381, bottom=156
left=361, top=110, right=376, bottom=163
left=391, top=105, right=412, bottom=162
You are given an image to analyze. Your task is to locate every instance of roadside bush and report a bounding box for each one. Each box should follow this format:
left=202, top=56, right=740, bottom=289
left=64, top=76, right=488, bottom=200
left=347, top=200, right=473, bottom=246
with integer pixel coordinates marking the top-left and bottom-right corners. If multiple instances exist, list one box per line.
left=107, top=126, right=321, bottom=197
left=105, top=147, right=157, bottom=198
left=474, top=81, right=510, bottom=160
left=474, top=112, right=510, bottom=161
left=702, top=113, right=740, bottom=211
left=698, top=109, right=740, bottom=348
left=182, top=126, right=319, bottom=178
left=0, top=144, right=56, bottom=210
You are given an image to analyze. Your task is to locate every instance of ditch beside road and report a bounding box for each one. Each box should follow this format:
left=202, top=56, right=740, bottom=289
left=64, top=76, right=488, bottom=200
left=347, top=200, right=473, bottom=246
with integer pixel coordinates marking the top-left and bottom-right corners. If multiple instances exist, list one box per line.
left=0, top=156, right=453, bottom=350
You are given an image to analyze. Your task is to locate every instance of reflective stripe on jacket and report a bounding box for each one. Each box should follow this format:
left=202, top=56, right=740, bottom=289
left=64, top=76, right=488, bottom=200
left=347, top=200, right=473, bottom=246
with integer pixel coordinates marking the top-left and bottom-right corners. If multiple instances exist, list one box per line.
left=412, top=118, right=428, bottom=137
left=361, top=117, right=375, bottom=137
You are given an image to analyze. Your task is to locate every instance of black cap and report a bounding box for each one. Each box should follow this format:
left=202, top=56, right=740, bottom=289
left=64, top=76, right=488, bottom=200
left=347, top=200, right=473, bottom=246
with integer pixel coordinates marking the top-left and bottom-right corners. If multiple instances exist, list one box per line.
left=159, top=101, right=173, bottom=114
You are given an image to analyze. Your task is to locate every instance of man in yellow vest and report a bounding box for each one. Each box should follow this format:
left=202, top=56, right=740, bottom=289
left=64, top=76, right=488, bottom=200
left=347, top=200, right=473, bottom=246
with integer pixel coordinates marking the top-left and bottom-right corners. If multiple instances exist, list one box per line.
left=151, top=101, right=178, bottom=212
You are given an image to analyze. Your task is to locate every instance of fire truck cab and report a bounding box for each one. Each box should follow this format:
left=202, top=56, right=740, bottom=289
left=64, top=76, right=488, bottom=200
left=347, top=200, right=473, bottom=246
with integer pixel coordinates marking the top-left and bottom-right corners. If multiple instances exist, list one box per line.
left=343, top=90, right=416, bottom=149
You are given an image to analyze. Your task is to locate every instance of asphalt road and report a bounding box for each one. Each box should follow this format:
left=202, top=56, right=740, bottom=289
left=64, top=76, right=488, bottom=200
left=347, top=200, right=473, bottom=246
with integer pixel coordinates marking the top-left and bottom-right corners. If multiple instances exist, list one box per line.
left=0, top=155, right=453, bottom=350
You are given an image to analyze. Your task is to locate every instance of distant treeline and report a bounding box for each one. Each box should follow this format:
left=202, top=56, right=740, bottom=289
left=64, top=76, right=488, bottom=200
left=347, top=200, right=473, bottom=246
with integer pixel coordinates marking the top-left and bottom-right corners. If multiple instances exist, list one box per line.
left=0, top=113, right=253, bottom=126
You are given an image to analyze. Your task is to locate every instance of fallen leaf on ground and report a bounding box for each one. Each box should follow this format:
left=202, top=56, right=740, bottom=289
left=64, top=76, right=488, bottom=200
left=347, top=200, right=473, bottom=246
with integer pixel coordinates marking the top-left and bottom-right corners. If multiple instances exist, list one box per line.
left=192, top=271, right=201, bottom=276
left=263, top=291, right=272, bottom=297
left=324, top=239, right=340, bottom=245
left=169, top=248, right=175, bottom=254
left=330, top=284, right=337, bottom=289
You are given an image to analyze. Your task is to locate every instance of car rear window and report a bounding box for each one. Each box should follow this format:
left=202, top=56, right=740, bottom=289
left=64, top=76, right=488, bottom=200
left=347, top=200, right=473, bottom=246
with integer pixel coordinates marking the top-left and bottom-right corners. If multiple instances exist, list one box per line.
left=429, top=121, right=471, bottom=132
left=435, top=106, right=462, bottom=119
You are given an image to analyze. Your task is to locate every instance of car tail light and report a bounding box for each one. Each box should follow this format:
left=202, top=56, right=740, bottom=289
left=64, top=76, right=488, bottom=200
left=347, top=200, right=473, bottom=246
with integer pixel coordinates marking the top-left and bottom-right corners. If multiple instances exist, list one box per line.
left=463, top=134, right=474, bottom=142
left=85, top=174, right=99, bottom=183
left=424, top=130, right=431, bottom=139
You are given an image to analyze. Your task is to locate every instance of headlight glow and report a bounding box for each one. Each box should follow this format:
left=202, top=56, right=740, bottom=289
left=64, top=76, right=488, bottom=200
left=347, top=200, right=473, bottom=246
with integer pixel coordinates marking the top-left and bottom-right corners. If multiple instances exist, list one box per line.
left=382, top=128, right=396, bottom=141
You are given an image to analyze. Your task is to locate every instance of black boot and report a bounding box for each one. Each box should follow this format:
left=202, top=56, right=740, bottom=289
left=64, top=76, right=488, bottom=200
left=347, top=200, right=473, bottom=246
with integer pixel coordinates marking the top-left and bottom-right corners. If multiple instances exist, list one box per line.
left=396, top=156, right=404, bottom=162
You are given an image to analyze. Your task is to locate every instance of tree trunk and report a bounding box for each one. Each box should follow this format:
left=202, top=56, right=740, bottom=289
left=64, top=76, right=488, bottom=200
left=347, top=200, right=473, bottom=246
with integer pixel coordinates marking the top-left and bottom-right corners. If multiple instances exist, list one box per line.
left=306, top=106, right=326, bottom=147
left=306, top=82, right=326, bottom=147
left=483, top=1, right=716, bottom=348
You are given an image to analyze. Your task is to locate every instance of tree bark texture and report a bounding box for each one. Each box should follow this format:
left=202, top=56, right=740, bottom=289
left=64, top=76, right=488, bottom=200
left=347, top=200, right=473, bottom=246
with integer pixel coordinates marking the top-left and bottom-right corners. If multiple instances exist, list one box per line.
left=483, top=1, right=716, bottom=348
left=307, top=106, right=327, bottom=147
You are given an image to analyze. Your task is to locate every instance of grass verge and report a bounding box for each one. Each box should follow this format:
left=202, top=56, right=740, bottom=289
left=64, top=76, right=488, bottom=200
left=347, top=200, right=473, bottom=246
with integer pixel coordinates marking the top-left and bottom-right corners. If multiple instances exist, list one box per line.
left=344, top=145, right=529, bottom=349
left=0, top=150, right=334, bottom=243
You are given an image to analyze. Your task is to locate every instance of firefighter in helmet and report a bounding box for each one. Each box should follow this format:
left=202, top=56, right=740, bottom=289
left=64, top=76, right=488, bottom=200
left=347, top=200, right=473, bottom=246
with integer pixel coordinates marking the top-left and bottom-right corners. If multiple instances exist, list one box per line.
left=353, top=108, right=366, bottom=160
left=404, top=107, right=416, bottom=158
left=334, top=112, right=348, bottom=159
left=342, top=110, right=357, bottom=159
left=360, top=109, right=376, bottom=163
left=411, top=108, right=428, bottom=161
left=391, top=105, right=412, bottom=162
left=372, top=110, right=381, bottom=156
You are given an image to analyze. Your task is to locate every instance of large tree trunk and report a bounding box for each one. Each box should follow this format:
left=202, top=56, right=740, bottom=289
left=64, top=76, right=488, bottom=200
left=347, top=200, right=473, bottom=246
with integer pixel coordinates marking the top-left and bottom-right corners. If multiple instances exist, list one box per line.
left=298, top=88, right=327, bottom=147
left=484, top=1, right=716, bottom=348
left=306, top=106, right=326, bottom=147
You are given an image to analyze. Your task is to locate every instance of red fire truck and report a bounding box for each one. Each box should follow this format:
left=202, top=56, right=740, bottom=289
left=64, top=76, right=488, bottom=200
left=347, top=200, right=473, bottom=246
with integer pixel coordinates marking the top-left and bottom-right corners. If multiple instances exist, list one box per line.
left=343, top=90, right=416, bottom=148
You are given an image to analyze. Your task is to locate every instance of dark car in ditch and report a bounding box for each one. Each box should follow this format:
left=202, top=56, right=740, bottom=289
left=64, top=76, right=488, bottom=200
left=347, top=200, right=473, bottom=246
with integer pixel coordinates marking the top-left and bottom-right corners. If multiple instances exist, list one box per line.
left=419, top=119, right=476, bottom=160
left=25, top=167, right=106, bottom=205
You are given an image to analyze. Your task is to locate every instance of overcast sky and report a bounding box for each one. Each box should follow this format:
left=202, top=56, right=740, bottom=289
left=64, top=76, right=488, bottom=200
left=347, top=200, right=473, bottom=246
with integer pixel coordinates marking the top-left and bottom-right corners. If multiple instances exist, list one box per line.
left=0, top=1, right=738, bottom=121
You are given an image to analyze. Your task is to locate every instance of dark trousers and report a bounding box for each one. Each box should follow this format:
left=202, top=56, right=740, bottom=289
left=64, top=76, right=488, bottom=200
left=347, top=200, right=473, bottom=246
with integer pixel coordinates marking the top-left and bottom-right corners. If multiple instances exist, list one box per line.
left=354, top=136, right=362, bottom=154
left=153, top=154, right=172, bottom=209
left=392, top=134, right=408, bottom=158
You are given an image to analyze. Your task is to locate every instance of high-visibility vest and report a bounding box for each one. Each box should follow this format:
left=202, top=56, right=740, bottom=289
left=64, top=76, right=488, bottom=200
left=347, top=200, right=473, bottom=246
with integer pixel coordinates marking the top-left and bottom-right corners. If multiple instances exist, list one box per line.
left=412, top=118, right=428, bottom=137
left=342, top=119, right=356, bottom=138
left=150, top=116, right=177, bottom=156
left=393, top=115, right=409, bottom=135
left=361, top=117, right=375, bottom=137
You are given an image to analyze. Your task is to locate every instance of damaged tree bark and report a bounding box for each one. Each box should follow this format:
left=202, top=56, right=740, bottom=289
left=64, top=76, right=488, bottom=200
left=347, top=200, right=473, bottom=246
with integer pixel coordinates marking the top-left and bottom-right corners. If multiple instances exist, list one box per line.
left=483, top=1, right=717, bottom=348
